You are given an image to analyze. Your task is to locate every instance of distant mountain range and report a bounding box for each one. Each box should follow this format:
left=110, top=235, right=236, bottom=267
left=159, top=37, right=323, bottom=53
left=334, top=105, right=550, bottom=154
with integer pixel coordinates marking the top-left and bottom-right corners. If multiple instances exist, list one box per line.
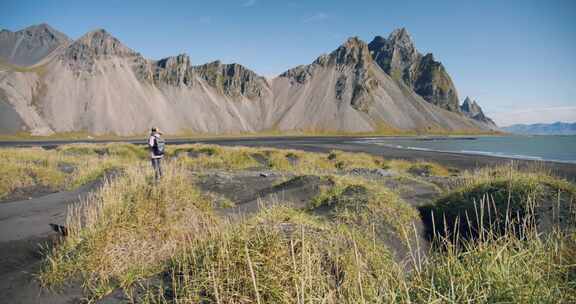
left=0, top=23, right=497, bottom=136
left=502, top=122, right=576, bottom=135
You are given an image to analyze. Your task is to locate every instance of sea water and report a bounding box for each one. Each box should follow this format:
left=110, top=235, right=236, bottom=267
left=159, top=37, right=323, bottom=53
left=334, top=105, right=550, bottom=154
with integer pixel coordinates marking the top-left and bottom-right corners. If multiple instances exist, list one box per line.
left=354, top=135, right=576, bottom=163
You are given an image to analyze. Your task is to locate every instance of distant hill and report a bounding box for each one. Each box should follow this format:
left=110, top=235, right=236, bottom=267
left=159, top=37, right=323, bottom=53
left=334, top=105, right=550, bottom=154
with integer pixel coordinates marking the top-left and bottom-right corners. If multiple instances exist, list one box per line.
left=502, top=122, right=576, bottom=135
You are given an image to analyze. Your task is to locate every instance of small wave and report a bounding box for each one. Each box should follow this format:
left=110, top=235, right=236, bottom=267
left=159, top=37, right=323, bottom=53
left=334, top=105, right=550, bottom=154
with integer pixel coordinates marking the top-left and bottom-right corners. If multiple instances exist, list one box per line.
left=459, top=150, right=544, bottom=160
left=405, top=146, right=433, bottom=151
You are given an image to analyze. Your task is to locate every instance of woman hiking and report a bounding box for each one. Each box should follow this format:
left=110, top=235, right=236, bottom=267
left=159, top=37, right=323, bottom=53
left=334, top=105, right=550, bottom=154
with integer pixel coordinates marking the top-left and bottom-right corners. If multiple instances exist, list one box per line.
left=148, top=127, right=165, bottom=181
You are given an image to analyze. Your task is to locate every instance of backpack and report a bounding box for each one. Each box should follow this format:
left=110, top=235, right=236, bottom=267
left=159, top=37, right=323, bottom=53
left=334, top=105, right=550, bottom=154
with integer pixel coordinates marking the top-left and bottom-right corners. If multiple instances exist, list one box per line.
left=153, top=136, right=166, bottom=156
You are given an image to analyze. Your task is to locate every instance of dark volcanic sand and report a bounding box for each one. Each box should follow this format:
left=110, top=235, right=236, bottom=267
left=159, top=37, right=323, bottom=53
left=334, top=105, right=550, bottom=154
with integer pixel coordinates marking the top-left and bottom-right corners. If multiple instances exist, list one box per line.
left=0, top=176, right=112, bottom=303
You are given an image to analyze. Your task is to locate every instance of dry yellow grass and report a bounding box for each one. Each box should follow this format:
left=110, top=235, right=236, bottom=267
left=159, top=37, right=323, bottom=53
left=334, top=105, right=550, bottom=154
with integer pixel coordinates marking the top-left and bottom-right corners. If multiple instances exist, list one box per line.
left=40, top=161, right=218, bottom=296
left=26, top=143, right=575, bottom=303
left=0, top=146, right=131, bottom=200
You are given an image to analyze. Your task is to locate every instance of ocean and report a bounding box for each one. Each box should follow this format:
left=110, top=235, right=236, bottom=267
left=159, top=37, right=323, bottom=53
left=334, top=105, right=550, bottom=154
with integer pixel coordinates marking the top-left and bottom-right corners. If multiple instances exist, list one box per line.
left=354, top=135, right=576, bottom=164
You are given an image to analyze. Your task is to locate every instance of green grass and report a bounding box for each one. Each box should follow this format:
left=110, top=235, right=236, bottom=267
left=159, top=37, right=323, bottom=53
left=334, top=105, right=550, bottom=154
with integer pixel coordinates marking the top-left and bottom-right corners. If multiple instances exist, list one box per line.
left=308, top=175, right=418, bottom=235
left=420, top=164, right=576, bottom=242
left=407, top=229, right=576, bottom=303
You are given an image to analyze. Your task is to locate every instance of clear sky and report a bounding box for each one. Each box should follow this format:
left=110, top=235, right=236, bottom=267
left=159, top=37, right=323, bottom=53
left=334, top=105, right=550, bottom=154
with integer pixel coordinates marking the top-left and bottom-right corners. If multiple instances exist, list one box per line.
left=2, top=0, right=575, bottom=126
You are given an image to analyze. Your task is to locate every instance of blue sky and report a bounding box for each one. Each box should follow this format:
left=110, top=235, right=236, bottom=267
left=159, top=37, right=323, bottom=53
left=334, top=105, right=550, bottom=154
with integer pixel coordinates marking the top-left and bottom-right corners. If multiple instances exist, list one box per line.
left=1, top=0, right=575, bottom=126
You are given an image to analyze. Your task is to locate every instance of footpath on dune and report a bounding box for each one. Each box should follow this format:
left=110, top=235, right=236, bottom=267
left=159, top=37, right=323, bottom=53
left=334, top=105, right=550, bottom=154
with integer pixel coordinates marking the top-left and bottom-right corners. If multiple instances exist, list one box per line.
left=0, top=174, right=114, bottom=304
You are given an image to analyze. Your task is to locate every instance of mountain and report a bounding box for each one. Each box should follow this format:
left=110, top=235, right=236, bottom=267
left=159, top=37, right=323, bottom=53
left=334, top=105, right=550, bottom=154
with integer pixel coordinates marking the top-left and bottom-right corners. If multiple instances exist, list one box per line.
left=0, top=23, right=70, bottom=66
left=272, top=37, right=487, bottom=132
left=502, top=122, right=576, bottom=135
left=460, top=97, right=497, bottom=127
left=0, top=25, right=496, bottom=136
left=368, top=28, right=460, bottom=112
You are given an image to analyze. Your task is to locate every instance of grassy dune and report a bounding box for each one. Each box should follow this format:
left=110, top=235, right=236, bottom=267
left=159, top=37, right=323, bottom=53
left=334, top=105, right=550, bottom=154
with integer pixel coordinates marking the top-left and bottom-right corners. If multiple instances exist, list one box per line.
left=0, top=143, right=149, bottom=201
left=2, top=143, right=574, bottom=302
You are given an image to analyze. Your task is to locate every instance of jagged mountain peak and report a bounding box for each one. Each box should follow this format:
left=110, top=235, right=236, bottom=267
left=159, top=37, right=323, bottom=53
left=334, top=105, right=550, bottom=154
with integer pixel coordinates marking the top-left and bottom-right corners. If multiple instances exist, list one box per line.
left=76, top=28, right=134, bottom=54
left=368, top=28, right=460, bottom=112
left=370, top=35, right=386, bottom=44
left=460, top=97, right=496, bottom=127
left=192, top=60, right=268, bottom=99
left=341, top=36, right=366, bottom=48
left=24, top=23, right=55, bottom=30
left=421, top=52, right=435, bottom=62
left=281, top=37, right=373, bottom=85
left=202, top=60, right=222, bottom=66
left=80, top=28, right=108, bottom=38
left=64, top=28, right=137, bottom=62
left=0, top=23, right=71, bottom=66
left=387, top=27, right=412, bottom=43
left=462, top=96, right=475, bottom=106
left=18, top=23, right=70, bottom=41
left=156, top=53, right=191, bottom=67
left=461, top=96, right=483, bottom=113
left=149, top=53, right=194, bottom=87
left=328, top=36, right=372, bottom=67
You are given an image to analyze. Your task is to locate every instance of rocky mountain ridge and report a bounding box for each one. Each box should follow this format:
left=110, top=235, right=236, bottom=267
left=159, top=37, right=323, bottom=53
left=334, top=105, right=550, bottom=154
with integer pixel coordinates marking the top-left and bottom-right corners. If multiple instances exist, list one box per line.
left=460, top=97, right=496, bottom=127
left=0, top=23, right=70, bottom=66
left=0, top=24, right=496, bottom=136
left=368, top=28, right=460, bottom=112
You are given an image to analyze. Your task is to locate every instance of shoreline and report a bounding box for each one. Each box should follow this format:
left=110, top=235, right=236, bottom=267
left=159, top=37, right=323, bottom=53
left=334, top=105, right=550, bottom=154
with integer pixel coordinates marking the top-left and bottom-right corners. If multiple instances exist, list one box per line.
left=363, top=142, right=576, bottom=165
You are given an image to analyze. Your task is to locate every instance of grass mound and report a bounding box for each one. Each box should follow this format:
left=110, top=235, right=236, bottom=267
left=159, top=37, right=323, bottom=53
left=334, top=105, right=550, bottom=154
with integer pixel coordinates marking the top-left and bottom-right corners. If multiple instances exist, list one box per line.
left=408, top=230, right=576, bottom=303
left=40, top=162, right=217, bottom=297
left=58, top=143, right=149, bottom=159
left=420, top=165, right=576, bottom=241
left=175, top=145, right=260, bottom=170
left=171, top=144, right=455, bottom=178
left=310, top=176, right=418, bottom=233
left=145, top=207, right=404, bottom=303
left=0, top=146, right=123, bottom=200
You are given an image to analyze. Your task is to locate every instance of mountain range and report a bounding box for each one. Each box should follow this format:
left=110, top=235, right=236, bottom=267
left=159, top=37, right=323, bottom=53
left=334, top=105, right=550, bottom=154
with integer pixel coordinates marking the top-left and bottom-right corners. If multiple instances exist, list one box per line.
left=502, top=122, right=576, bottom=135
left=0, top=23, right=497, bottom=136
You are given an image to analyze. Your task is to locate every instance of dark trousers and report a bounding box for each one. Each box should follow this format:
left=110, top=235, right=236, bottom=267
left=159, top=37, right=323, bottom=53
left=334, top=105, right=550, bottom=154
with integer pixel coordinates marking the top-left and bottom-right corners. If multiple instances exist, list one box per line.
left=151, top=158, right=163, bottom=180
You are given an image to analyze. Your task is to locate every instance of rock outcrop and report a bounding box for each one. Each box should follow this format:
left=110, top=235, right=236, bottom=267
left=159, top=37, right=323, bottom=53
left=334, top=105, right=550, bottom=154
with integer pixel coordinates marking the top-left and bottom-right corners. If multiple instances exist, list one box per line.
left=62, top=29, right=140, bottom=71
left=281, top=37, right=380, bottom=113
left=193, top=61, right=269, bottom=99
left=460, top=97, right=496, bottom=127
left=150, top=54, right=194, bottom=87
left=368, top=28, right=460, bottom=112
left=0, top=23, right=70, bottom=66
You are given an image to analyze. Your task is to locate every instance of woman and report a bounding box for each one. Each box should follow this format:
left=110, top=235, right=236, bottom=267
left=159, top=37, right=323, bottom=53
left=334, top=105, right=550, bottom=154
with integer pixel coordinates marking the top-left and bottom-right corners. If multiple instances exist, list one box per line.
left=148, top=127, right=165, bottom=181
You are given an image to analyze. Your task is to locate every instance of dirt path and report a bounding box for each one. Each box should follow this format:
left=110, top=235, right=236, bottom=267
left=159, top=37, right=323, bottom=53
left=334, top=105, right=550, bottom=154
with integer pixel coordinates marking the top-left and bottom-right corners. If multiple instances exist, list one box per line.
left=0, top=177, right=110, bottom=304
